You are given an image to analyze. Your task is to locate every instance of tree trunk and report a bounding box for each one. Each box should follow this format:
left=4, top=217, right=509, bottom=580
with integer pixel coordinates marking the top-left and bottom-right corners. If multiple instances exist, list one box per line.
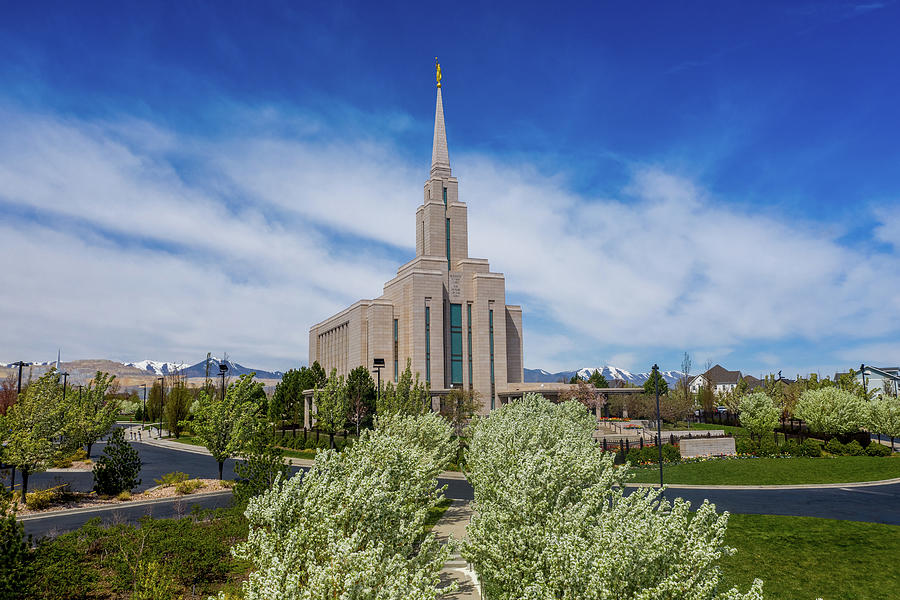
left=9, top=466, right=15, bottom=493
left=86, top=442, right=93, bottom=458
left=329, top=432, right=335, bottom=450
left=21, top=468, right=29, bottom=498
left=218, top=460, right=224, bottom=480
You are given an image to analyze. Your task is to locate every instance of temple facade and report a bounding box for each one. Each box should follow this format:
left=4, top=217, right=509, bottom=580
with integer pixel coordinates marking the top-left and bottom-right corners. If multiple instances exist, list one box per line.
left=308, top=72, right=524, bottom=413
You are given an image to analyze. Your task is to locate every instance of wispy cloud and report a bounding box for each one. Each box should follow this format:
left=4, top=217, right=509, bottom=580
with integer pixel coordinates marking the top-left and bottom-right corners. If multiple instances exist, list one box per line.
left=1, top=103, right=898, bottom=373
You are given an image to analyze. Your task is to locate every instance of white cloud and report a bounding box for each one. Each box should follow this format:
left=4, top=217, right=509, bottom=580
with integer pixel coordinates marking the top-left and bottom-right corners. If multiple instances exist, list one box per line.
left=1, top=104, right=898, bottom=373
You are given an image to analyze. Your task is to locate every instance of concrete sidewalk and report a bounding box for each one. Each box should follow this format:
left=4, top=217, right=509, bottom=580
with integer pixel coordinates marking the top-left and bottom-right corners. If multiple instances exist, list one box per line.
left=432, top=499, right=480, bottom=599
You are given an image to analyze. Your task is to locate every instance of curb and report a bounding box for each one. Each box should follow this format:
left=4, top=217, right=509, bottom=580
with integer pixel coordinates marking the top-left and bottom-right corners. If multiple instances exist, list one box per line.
left=625, top=476, right=900, bottom=491
left=17, top=490, right=233, bottom=521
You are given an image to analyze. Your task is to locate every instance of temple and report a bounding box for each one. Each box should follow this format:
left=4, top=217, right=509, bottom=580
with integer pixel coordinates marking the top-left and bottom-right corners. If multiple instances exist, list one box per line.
left=308, top=66, right=524, bottom=413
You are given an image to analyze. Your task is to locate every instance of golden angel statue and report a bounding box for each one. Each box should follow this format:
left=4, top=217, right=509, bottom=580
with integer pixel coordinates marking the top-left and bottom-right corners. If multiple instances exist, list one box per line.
left=435, top=58, right=442, bottom=88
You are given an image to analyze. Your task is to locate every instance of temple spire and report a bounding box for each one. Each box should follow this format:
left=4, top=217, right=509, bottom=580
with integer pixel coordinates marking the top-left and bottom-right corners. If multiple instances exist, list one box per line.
left=431, top=60, right=451, bottom=178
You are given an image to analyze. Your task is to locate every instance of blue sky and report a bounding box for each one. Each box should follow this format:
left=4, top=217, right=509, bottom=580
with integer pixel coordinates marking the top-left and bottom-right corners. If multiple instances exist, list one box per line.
left=1, top=1, right=899, bottom=377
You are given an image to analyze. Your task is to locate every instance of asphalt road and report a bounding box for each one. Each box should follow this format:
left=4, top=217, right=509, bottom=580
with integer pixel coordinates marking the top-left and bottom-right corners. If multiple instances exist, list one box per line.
left=8, top=439, right=900, bottom=539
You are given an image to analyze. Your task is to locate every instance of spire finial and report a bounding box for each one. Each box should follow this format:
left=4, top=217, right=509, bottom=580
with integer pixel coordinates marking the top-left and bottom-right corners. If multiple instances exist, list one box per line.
left=435, top=57, right=442, bottom=88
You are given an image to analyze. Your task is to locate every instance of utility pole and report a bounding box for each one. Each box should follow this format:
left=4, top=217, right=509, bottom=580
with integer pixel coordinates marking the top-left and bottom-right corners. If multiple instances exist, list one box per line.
left=157, top=376, right=164, bottom=437
left=11, top=361, right=30, bottom=396
left=60, top=371, right=70, bottom=404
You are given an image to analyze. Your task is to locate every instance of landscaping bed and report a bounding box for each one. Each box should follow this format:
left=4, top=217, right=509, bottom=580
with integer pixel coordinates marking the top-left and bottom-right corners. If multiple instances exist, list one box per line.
left=628, top=455, right=900, bottom=485
left=15, top=478, right=232, bottom=516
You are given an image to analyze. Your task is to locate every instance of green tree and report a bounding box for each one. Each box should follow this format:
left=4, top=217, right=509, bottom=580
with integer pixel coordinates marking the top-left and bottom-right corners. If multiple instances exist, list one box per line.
left=68, top=371, right=119, bottom=457
left=587, top=369, right=609, bottom=388
left=568, top=372, right=582, bottom=384
left=0, top=370, right=70, bottom=496
left=377, top=359, right=428, bottom=416
left=164, top=381, right=192, bottom=438
left=314, top=369, right=349, bottom=449
left=309, top=361, right=327, bottom=388
left=347, top=366, right=375, bottom=435
left=192, top=373, right=266, bottom=479
left=270, top=368, right=306, bottom=437
left=440, top=388, right=480, bottom=437
left=737, top=392, right=780, bottom=439
left=233, top=431, right=289, bottom=506
left=643, top=370, right=669, bottom=396
left=92, top=427, right=142, bottom=495
left=146, top=381, right=164, bottom=424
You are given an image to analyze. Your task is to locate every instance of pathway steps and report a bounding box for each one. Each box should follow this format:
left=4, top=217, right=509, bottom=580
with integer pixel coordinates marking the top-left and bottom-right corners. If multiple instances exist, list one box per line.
left=432, top=499, right=480, bottom=599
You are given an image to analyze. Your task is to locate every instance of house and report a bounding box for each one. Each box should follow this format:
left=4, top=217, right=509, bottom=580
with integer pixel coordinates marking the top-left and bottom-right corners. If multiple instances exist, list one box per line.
left=689, top=365, right=743, bottom=394
left=742, top=374, right=763, bottom=390
left=858, top=365, right=900, bottom=397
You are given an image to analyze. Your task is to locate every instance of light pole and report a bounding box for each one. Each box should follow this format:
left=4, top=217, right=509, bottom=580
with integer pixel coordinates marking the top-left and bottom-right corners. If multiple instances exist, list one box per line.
left=372, top=358, right=385, bottom=407
left=157, top=377, right=164, bottom=437
left=11, top=361, right=30, bottom=396
left=653, top=364, right=663, bottom=490
left=60, top=371, right=69, bottom=404
left=219, top=362, right=229, bottom=401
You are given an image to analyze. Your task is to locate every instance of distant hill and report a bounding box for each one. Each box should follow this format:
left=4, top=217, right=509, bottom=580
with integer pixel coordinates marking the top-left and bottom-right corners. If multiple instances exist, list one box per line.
left=525, top=366, right=685, bottom=386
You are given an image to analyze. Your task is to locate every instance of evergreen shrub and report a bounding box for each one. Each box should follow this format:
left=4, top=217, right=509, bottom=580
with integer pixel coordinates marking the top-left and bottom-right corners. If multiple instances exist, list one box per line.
left=843, top=440, right=865, bottom=456
left=866, top=443, right=892, bottom=457
left=92, top=428, right=142, bottom=496
left=800, top=438, right=822, bottom=457
left=824, top=438, right=844, bottom=455
left=780, top=439, right=801, bottom=456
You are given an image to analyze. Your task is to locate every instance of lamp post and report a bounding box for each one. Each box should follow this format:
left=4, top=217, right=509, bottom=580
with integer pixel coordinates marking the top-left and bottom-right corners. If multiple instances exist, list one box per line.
left=653, top=364, right=663, bottom=490
left=860, top=363, right=866, bottom=398
left=157, top=377, right=164, bottom=437
left=60, top=371, right=69, bottom=404
left=11, top=361, right=30, bottom=396
left=219, top=362, right=229, bottom=401
left=372, top=358, right=385, bottom=407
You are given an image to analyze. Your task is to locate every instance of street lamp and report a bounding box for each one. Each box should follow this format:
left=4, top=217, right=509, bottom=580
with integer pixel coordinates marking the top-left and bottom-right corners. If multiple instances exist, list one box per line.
left=653, top=364, right=663, bottom=490
left=372, top=358, right=385, bottom=406
left=60, top=371, right=70, bottom=404
left=219, top=362, right=229, bottom=401
left=11, top=361, right=30, bottom=396
left=157, top=377, right=164, bottom=437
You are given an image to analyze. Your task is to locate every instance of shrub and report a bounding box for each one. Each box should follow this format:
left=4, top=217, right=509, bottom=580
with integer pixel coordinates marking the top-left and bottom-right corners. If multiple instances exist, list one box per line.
left=116, top=491, right=132, bottom=501
left=799, top=438, right=822, bottom=457
left=174, top=479, right=203, bottom=495
left=735, top=437, right=756, bottom=455
left=756, top=437, right=780, bottom=457
left=25, top=486, right=66, bottom=511
left=843, top=440, right=865, bottom=456
left=780, top=439, right=801, bottom=456
left=824, top=438, right=844, bottom=455
left=866, top=442, right=892, bottom=457
left=92, top=428, right=142, bottom=496
left=662, top=444, right=681, bottom=463
left=132, top=560, right=174, bottom=600
left=154, top=472, right=189, bottom=487
left=304, top=437, right=318, bottom=450
left=316, top=436, right=329, bottom=450
left=0, top=491, right=31, bottom=597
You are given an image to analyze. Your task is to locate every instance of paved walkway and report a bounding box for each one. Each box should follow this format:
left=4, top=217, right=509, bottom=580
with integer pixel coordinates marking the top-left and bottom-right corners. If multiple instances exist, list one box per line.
left=432, top=499, right=479, bottom=599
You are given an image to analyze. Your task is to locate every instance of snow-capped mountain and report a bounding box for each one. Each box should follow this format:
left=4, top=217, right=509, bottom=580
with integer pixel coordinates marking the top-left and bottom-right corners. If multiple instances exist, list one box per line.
left=124, top=357, right=284, bottom=380
left=524, top=366, right=686, bottom=386
left=124, top=360, right=191, bottom=376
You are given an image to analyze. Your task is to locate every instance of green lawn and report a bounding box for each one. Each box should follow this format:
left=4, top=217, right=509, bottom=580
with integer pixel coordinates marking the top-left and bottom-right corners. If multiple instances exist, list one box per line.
left=721, top=514, right=900, bottom=600
left=629, top=456, right=900, bottom=485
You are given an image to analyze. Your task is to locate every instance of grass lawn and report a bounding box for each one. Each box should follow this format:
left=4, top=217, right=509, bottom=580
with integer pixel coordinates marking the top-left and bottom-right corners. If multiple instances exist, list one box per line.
left=629, top=456, right=900, bottom=485
left=721, top=514, right=900, bottom=599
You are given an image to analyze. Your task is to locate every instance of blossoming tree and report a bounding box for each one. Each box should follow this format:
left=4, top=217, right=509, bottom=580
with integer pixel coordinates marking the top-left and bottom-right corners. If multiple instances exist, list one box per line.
left=463, top=393, right=764, bottom=600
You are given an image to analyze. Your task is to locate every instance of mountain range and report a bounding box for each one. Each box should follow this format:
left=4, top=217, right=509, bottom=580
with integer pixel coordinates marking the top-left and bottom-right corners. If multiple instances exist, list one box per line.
left=124, top=357, right=284, bottom=379
left=524, top=366, right=686, bottom=386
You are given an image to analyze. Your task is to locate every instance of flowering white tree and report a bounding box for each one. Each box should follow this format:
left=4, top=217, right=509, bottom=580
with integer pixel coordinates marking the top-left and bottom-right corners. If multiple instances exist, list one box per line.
left=463, top=393, right=764, bottom=600
left=737, top=392, right=780, bottom=439
left=868, top=396, right=900, bottom=448
left=221, top=413, right=457, bottom=600
left=796, top=388, right=866, bottom=435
